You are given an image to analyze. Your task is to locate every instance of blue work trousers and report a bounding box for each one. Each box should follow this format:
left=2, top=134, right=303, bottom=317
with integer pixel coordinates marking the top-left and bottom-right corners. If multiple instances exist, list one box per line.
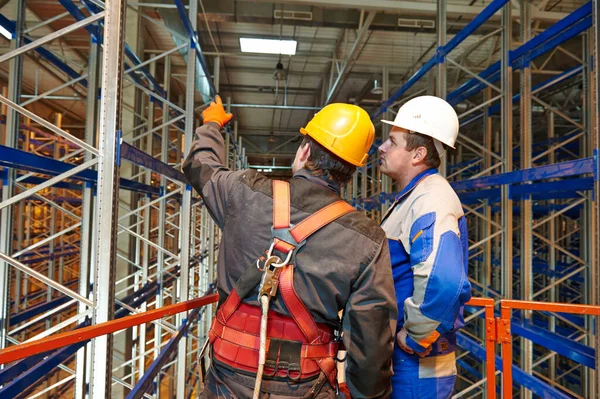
left=391, top=345, right=457, bottom=399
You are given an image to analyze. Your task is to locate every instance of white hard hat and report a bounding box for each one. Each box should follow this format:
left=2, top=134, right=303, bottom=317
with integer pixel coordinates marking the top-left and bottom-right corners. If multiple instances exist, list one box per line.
left=381, top=95, right=459, bottom=156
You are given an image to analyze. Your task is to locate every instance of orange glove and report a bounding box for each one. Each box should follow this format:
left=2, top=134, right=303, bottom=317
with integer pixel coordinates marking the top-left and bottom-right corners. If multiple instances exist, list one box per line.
left=202, top=95, right=233, bottom=128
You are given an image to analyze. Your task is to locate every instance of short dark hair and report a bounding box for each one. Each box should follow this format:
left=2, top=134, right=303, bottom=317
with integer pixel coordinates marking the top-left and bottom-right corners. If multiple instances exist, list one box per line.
left=301, top=136, right=357, bottom=185
left=404, top=132, right=441, bottom=169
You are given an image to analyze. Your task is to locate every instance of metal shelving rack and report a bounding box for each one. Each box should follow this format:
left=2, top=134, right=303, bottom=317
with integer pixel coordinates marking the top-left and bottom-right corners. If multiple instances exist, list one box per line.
left=0, top=0, right=249, bottom=397
left=0, top=0, right=598, bottom=398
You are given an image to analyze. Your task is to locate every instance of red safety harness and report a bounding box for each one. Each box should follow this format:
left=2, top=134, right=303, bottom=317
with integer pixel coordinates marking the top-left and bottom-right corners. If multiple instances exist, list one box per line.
left=209, top=180, right=355, bottom=388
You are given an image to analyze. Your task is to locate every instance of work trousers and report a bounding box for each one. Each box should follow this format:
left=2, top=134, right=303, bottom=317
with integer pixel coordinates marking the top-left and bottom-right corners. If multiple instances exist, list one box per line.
left=391, top=346, right=457, bottom=399
left=200, top=363, right=335, bottom=399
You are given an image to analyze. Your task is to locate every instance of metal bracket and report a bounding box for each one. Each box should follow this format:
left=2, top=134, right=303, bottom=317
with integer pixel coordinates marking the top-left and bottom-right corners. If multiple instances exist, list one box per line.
left=486, top=316, right=497, bottom=342
left=495, top=316, right=511, bottom=343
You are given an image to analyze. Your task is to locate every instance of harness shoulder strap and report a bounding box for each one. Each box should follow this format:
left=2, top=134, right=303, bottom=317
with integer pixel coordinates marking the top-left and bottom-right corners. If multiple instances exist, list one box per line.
left=217, top=180, right=354, bottom=325
left=273, top=180, right=355, bottom=254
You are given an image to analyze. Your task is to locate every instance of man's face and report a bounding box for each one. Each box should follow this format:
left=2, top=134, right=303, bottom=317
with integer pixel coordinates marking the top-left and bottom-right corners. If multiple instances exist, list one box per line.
left=378, top=127, right=413, bottom=180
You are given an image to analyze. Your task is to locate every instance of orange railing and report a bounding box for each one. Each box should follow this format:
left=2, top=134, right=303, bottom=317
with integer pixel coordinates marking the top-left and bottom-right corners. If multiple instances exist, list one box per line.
left=0, top=295, right=598, bottom=398
left=0, top=293, right=218, bottom=365
left=465, top=298, right=600, bottom=399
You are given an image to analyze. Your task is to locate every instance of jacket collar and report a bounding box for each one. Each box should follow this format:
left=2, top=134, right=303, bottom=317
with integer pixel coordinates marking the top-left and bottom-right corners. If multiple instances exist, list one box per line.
left=293, top=168, right=341, bottom=195
left=394, top=168, right=438, bottom=202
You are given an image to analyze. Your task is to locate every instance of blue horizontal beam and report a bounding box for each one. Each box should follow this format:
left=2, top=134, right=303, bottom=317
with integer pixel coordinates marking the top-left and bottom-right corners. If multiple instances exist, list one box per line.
left=360, top=159, right=594, bottom=208
left=121, top=142, right=188, bottom=184
left=173, top=0, right=217, bottom=97
left=457, top=358, right=483, bottom=383
left=19, top=175, right=84, bottom=191
left=127, top=308, right=200, bottom=399
left=448, top=2, right=591, bottom=105
left=0, top=13, right=89, bottom=88
left=447, top=61, right=500, bottom=105
left=372, top=56, right=438, bottom=119
left=0, top=325, right=89, bottom=398
left=57, top=0, right=100, bottom=41
left=514, top=16, right=592, bottom=70
left=10, top=296, right=72, bottom=326
left=26, top=37, right=89, bottom=87
left=482, top=65, right=584, bottom=119
left=371, top=0, right=509, bottom=119
left=511, top=2, right=591, bottom=64
left=441, top=0, right=509, bottom=57
left=457, top=333, right=572, bottom=399
left=20, top=250, right=80, bottom=265
left=509, top=177, right=593, bottom=200
left=0, top=145, right=160, bottom=196
left=0, top=272, right=181, bottom=390
left=457, top=187, right=501, bottom=203
left=58, top=0, right=170, bottom=104
left=512, top=321, right=595, bottom=368
left=450, top=157, right=594, bottom=191
left=9, top=279, right=79, bottom=312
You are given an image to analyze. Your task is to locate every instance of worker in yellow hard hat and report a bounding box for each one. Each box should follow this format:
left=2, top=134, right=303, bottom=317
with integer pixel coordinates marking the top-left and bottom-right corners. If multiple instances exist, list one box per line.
left=183, top=96, right=396, bottom=399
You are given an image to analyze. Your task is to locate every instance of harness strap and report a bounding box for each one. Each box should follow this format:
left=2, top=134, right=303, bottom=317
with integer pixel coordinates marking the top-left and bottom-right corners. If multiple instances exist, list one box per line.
left=273, top=180, right=291, bottom=229
left=209, top=317, right=339, bottom=358
left=280, top=265, right=338, bottom=387
left=213, top=180, right=354, bottom=387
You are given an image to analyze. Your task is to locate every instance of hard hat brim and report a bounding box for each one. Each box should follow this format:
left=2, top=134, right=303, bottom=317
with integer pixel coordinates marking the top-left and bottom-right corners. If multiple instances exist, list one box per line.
left=380, top=119, right=456, bottom=149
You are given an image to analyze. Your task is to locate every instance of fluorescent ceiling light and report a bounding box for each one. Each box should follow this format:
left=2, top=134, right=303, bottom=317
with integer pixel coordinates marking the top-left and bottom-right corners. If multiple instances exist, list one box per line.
left=239, top=38, right=297, bottom=55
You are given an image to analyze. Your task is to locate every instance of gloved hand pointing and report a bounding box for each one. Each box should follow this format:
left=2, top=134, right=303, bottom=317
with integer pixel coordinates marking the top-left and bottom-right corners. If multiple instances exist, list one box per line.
left=202, top=95, right=233, bottom=128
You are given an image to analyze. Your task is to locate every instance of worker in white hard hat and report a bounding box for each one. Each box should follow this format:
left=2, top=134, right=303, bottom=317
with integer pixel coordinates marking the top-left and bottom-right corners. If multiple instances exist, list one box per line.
left=377, top=95, right=472, bottom=399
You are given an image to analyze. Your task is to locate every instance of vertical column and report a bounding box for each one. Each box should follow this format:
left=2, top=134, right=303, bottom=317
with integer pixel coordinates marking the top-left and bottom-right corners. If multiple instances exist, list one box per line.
left=582, top=29, right=595, bottom=398
left=117, top=4, right=143, bottom=393
left=91, top=0, right=126, bottom=396
left=500, top=2, right=513, bottom=301
left=76, top=37, right=100, bottom=399
left=137, top=60, right=156, bottom=381
left=483, top=87, right=492, bottom=292
left=154, top=58, right=170, bottom=365
left=380, top=66, right=391, bottom=216
left=437, top=0, right=447, bottom=176
left=176, top=0, right=198, bottom=395
left=593, top=2, right=600, bottom=379
left=0, top=0, right=24, bottom=352
left=436, top=0, right=446, bottom=99
left=518, top=2, right=532, bottom=396
left=547, top=111, right=557, bottom=384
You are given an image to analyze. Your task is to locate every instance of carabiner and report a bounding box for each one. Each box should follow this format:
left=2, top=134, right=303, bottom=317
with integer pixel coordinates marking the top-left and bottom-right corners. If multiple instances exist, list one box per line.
left=265, top=242, right=294, bottom=267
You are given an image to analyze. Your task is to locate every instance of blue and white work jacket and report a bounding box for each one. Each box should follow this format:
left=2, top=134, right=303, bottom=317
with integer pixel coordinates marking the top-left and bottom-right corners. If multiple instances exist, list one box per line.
left=381, top=168, right=472, bottom=355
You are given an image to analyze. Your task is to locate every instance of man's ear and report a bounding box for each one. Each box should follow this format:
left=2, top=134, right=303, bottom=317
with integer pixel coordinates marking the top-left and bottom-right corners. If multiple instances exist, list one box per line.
left=299, top=142, right=311, bottom=163
left=413, top=146, right=427, bottom=164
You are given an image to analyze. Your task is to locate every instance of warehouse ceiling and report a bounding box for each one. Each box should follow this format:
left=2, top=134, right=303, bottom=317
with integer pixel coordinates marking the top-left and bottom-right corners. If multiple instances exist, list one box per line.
left=0, top=0, right=589, bottom=169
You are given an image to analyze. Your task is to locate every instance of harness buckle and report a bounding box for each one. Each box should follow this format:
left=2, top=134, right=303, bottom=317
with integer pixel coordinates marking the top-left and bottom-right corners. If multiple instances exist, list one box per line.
left=258, top=256, right=285, bottom=298
left=285, top=362, right=301, bottom=381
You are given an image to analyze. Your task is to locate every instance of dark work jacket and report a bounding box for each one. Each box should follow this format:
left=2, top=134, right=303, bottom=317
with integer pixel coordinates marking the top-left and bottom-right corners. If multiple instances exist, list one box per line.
left=183, top=122, right=397, bottom=399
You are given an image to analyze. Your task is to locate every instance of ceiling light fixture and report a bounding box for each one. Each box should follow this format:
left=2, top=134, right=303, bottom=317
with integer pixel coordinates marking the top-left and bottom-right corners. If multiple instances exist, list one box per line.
left=273, top=61, right=286, bottom=81
left=371, top=79, right=383, bottom=95
left=240, top=38, right=297, bottom=55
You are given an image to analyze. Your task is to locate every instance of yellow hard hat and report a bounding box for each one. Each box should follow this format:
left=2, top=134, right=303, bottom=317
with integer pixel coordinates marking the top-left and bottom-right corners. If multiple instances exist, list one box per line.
left=300, top=104, right=375, bottom=167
